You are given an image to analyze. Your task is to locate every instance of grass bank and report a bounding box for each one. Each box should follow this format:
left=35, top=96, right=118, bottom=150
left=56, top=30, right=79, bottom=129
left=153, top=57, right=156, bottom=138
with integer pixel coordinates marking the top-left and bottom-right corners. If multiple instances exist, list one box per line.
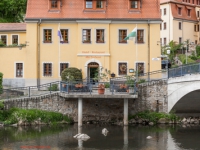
left=129, top=110, right=179, bottom=124
left=0, top=107, right=73, bottom=125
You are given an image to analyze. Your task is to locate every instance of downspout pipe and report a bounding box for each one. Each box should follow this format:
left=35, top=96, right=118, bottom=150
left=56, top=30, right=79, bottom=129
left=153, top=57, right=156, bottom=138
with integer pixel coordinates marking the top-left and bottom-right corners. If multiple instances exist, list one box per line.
left=37, top=19, right=42, bottom=87
left=148, top=20, right=150, bottom=81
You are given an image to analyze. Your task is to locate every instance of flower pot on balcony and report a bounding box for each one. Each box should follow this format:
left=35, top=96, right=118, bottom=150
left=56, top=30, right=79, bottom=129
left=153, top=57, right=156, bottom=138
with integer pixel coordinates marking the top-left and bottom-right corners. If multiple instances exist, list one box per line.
left=98, top=88, right=105, bottom=94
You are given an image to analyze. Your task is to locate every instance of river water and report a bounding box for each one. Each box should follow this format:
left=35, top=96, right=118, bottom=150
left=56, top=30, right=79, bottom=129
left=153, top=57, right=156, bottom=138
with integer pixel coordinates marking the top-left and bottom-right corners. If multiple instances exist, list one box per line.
left=0, top=124, right=200, bottom=150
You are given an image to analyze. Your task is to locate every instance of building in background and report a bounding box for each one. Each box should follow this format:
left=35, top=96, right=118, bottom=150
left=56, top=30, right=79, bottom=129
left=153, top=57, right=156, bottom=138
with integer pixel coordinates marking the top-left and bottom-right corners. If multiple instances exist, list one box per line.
left=0, top=0, right=161, bottom=87
left=160, top=0, right=200, bottom=46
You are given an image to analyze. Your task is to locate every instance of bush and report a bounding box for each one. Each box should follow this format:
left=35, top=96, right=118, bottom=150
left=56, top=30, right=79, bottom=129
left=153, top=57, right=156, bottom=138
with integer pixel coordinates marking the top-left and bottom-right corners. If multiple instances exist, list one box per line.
left=0, top=108, right=73, bottom=125
left=0, top=101, right=4, bottom=110
left=48, top=84, right=58, bottom=91
left=61, top=67, right=82, bottom=82
left=104, top=82, right=110, bottom=88
left=0, top=73, right=3, bottom=94
left=0, top=40, right=5, bottom=47
left=196, top=45, right=200, bottom=57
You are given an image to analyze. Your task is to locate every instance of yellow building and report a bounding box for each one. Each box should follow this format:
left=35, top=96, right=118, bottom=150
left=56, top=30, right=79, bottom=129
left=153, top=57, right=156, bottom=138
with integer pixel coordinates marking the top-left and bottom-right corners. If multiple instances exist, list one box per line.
left=0, top=0, right=161, bottom=87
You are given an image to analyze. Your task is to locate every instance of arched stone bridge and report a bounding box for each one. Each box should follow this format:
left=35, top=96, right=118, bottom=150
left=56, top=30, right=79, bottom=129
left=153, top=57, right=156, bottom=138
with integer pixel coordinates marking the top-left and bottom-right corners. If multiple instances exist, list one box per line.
left=168, top=74, right=200, bottom=115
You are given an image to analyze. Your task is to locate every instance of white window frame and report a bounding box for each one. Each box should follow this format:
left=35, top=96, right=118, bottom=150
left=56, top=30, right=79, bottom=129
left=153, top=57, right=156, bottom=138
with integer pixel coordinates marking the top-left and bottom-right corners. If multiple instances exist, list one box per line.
left=14, top=61, right=24, bottom=78
left=42, top=28, right=54, bottom=44
left=42, top=62, right=53, bottom=77
left=59, top=62, right=70, bottom=77
left=136, top=28, right=146, bottom=44
left=135, top=61, right=145, bottom=74
left=0, top=34, right=8, bottom=46
left=11, top=34, right=19, bottom=45
left=60, top=28, right=70, bottom=44
left=82, top=28, right=92, bottom=44
left=117, top=61, right=128, bottom=76
left=118, top=29, right=129, bottom=44
left=95, top=28, right=106, bottom=44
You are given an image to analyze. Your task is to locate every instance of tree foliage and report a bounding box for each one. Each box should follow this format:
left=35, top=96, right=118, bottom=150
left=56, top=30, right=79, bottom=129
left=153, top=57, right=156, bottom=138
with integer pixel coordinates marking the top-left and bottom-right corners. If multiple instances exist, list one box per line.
left=61, top=68, right=82, bottom=82
left=0, top=0, right=27, bottom=23
left=0, top=73, right=3, bottom=94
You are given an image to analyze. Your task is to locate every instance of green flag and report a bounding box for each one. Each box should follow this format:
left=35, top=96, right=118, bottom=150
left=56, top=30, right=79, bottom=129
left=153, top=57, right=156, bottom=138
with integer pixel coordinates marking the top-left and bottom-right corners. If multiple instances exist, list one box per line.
left=124, top=27, right=137, bottom=40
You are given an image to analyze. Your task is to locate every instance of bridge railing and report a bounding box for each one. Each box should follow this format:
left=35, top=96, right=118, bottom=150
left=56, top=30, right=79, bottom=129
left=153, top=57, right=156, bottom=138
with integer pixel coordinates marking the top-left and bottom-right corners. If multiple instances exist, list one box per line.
left=168, top=63, right=200, bottom=78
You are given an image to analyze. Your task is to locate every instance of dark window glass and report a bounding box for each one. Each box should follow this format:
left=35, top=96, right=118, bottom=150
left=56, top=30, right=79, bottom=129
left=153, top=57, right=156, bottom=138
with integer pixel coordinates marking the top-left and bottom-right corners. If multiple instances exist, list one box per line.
left=96, top=29, right=104, bottom=43
left=51, top=0, right=58, bottom=8
left=136, top=63, right=144, bottom=75
left=43, top=63, right=52, bottom=76
left=131, top=1, right=138, bottom=8
left=61, top=29, right=68, bottom=43
left=60, top=63, right=69, bottom=75
left=12, top=35, right=18, bottom=45
left=119, top=30, right=127, bottom=43
left=44, top=29, right=52, bottom=43
left=137, top=30, right=144, bottom=43
left=119, top=63, right=127, bottom=75
left=96, top=1, right=103, bottom=8
left=83, top=29, right=91, bottom=43
left=0, top=35, right=7, bottom=45
left=16, top=63, right=23, bottom=77
left=86, top=1, right=93, bottom=8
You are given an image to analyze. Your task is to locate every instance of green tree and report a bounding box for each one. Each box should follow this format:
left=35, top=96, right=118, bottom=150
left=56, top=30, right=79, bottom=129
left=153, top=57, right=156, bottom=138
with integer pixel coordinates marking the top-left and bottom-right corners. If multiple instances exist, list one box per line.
left=162, top=40, right=182, bottom=64
left=196, top=45, right=200, bottom=57
left=0, top=0, right=27, bottom=23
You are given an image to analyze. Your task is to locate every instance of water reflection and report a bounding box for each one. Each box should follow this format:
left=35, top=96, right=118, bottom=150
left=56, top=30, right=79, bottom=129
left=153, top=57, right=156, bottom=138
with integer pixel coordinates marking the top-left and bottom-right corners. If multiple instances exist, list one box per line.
left=0, top=124, right=200, bottom=150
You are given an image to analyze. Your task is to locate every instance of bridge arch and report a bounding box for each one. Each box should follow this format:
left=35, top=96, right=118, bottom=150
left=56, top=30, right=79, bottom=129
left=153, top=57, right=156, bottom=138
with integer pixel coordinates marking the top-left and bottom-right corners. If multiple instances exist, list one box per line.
left=168, top=74, right=200, bottom=113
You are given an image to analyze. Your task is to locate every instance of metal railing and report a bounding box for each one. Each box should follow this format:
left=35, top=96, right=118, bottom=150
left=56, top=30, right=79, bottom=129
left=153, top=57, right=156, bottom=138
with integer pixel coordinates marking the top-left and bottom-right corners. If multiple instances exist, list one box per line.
left=168, top=63, right=200, bottom=78
left=0, top=80, right=138, bottom=100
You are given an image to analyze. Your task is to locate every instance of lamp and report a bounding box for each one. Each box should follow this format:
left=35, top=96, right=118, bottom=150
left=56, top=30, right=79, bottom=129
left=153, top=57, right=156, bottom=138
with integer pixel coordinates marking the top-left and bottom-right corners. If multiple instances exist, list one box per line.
left=18, top=41, right=29, bottom=50
left=111, top=73, right=115, bottom=78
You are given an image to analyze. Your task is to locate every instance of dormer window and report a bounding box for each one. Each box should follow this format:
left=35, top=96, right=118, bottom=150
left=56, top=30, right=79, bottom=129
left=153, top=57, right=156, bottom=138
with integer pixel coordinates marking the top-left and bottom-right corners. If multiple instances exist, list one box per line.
left=96, top=1, right=103, bottom=8
left=131, top=1, right=138, bottom=9
left=85, top=0, right=105, bottom=10
left=51, top=0, right=58, bottom=8
left=86, top=1, right=93, bottom=8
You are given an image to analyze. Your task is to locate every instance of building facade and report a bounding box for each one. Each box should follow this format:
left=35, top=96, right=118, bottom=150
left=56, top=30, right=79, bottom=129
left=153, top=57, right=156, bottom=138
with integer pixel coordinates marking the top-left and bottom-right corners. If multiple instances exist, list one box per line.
left=160, top=0, right=200, bottom=46
left=0, top=0, right=161, bottom=87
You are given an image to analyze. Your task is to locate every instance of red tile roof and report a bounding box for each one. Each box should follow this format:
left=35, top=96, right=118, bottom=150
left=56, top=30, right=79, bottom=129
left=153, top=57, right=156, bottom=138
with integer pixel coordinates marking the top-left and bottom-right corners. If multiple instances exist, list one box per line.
left=0, top=23, right=26, bottom=31
left=25, top=0, right=161, bottom=20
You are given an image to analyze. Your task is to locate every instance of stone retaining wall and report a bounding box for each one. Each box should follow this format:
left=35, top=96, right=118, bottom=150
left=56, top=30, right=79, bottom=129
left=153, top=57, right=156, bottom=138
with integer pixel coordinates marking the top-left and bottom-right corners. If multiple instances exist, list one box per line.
left=3, top=80, right=168, bottom=122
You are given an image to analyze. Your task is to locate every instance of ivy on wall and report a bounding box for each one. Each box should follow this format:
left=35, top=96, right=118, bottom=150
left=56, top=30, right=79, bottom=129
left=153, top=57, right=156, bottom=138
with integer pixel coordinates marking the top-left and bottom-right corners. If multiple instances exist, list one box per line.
left=0, top=73, right=3, bottom=94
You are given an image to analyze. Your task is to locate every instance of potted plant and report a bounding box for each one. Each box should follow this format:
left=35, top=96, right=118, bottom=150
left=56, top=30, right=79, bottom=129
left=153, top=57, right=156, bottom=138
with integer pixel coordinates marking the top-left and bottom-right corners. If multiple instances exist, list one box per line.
left=94, top=67, right=111, bottom=94
left=126, top=75, right=136, bottom=95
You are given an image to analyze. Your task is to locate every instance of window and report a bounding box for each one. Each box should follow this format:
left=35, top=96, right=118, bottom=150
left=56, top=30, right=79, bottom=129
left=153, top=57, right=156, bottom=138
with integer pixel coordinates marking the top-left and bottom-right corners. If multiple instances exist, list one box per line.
left=195, top=40, right=197, bottom=44
left=83, top=29, right=91, bottom=43
left=16, top=63, right=23, bottom=78
left=44, top=29, right=52, bottom=43
left=179, top=37, right=182, bottom=44
left=137, top=30, right=144, bottom=43
left=130, top=1, right=138, bottom=9
left=164, top=8, right=166, bottom=15
left=12, top=35, right=18, bottom=45
left=60, top=63, right=69, bottom=75
left=118, top=63, right=127, bottom=75
left=193, top=0, right=195, bottom=4
left=194, top=24, right=196, bottom=31
left=164, top=22, right=167, bottom=30
left=197, top=11, right=200, bottom=18
left=86, top=1, right=93, bottom=8
left=164, top=38, right=167, bottom=45
left=160, top=24, right=162, bottom=30
left=188, top=9, right=191, bottom=16
left=119, top=30, right=127, bottom=43
left=178, top=7, right=182, bottom=15
left=160, top=38, right=162, bottom=45
left=197, top=25, right=200, bottom=31
left=51, top=0, right=58, bottom=8
left=0, top=35, right=7, bottom=45
left=136, top=63, right=144, bottom=75
left=96, top=29, right=104, bottom=43
left=179, top=22, right=182, bottom=30
left=96, top=1, right=103, bottom=8
left=43, top=63, right=52, bottom=76
left=61, top=29, right=68, bottom=43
